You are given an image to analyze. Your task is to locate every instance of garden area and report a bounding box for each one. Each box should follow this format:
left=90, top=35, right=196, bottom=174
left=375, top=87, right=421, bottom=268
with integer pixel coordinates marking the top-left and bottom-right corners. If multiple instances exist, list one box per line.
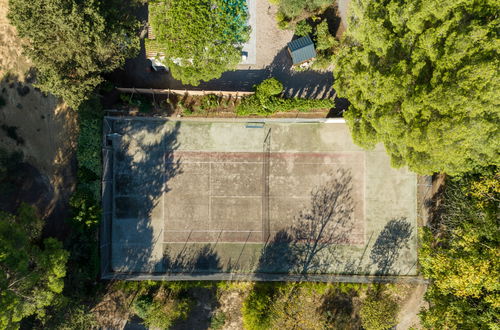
left=88, top=280, right=416, bottom=330
left=115, top=78, right=335, bottom=118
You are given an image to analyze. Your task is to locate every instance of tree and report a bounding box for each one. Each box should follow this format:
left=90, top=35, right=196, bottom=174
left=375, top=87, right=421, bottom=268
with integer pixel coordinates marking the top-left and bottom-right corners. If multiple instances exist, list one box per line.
left=419, top=170, right=500, bottom=328
left=333, top=0, right=500, bottom=175
left=0, top=204, right=69, bottom=329
left=149, top=0, right=249, bottom=85
left=8, top=0, right=140, bottom=108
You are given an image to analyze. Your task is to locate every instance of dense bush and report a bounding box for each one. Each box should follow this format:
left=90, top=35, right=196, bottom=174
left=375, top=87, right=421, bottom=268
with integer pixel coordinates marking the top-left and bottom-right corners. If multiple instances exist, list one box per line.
left=419, top=169, right=500, bottom=329
left=150, top=0, right=249, bottom=85
left=119, top=93, right=153, bottom=113
left=274, top=0, right=331, bottom=23
left=8, top=0, right=140, bottom=108
left=242, top=283, right=282, bottom=330
left=311, top=21, right=339, bottom=70
left=334, top=0, right=500, bottom=174
left=0, top=204, right=69, bottom=329
left=269, top=285, right=326, bottom=330
left=0, top=148, right=23, bottom=195
left=236, top=78, right=333, bottom=116
left=133, top=289, right=190, bottom=330
left=294, top=20, right=313, bottom=36
left=359, top=291, right=399, bottom=330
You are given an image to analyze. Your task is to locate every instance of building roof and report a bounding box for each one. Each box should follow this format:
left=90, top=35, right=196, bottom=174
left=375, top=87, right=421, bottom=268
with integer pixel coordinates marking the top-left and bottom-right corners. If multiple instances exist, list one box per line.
left=287, top=35, right=317, bottom=65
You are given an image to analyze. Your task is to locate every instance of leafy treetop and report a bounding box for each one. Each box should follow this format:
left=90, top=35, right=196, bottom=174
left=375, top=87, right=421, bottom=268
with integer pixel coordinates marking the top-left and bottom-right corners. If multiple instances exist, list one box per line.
left=419, top=170, right=500, bottom=328
left=334, top=0, right=500, bottom=174
left=0, top=204, right=69, bottom=329
left=150, top=0, right=250, bottom=86
left=8, top=0, right=140, bottom=108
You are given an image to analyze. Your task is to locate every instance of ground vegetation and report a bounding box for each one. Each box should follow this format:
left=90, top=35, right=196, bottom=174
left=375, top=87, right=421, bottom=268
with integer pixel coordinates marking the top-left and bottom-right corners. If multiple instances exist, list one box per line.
left=419, top=168, right=499, bottom=328
left=236, top=78, right=333, bottom=115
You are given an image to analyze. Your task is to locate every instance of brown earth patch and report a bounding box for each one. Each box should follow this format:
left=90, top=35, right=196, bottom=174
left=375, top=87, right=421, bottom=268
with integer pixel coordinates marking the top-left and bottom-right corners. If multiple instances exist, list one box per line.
left=0, top=0, right=77, bottom=237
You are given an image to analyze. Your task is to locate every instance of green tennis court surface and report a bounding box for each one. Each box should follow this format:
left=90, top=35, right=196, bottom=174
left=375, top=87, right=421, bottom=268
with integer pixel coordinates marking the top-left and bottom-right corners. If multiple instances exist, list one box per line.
left=102, top=118, right=417, bottom=278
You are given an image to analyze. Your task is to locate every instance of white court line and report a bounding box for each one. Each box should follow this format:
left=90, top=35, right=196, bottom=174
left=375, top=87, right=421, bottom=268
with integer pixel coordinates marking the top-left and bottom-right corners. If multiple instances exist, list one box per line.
left=164, top=230, right=262, bottom=233
left=166, top=161, right=364, bottom=165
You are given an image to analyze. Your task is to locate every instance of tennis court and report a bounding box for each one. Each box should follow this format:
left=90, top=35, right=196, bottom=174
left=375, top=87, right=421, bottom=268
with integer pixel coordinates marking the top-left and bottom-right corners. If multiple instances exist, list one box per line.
left=102, top=118, right=417, bottom=279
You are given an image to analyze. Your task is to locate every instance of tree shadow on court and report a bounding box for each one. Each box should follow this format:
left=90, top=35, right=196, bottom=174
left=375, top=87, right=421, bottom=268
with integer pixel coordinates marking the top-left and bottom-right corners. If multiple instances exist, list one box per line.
left=256, top=168, right=355, bottom=278
left=163, top=243, right=223, bottom=274
left=369, top=218, right=413, bottom=275
left=107, top=119, right=182, bottom=274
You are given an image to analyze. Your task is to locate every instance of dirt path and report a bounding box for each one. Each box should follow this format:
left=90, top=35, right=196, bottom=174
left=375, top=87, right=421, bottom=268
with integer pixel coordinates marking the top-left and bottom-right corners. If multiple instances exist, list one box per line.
left=396, top=284, right=428, bottom=329
left=0, top=0, right=77, bottom=236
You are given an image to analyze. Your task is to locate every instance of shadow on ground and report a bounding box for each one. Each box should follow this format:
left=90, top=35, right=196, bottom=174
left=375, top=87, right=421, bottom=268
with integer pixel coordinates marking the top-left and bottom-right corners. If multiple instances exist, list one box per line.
left=0, top=72, right=77, bottom=241
left=109, top=2, right=335, bottom=101
left=369, top=218, right=413, bottom=275
left=109, top=120, right=182, bottom=273
left=111, top=42, right=335, bottom=99
left=256, top=168, right=355, bottom=277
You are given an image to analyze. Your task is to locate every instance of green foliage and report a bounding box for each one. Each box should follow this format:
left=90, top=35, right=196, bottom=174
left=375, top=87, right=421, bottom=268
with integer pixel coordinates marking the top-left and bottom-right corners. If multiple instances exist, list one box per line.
left=311, top=20, right=338, bottom=70
left=120, top=93, right=153, bottom=113
left=295, top=20, right=313, bottom=36
left=419, top=170, right=500, bottom=329
left=269, top=285, right=327, bottom=330
left=199, top=94, right=220, bottom=111
left=132, top=286, right=190, bottom=330
left=274, top=0, right=331, bottom=22
left=210, top=311, right=227, bottom=330
left=236, top=78, right=333, bottom=116
left=8, top=0, right=140, bottom=108
left=45, top=303, right=98, bottom=330
left=0, top=204, right=69, bottom=329
left=334, top=0, right=500, bottom=175
left=314, top=21, right=337, bottom=52
left=150, top=0, right=250, bottom=85
left=255, top=77, right=283, bottom=100
left=359, top=291, right=399, bottom=330
left=63, top=99, right=102, bottom=290
left=0, top=96, right=6, bottom=108
left=43, top=98, right=104, bottom=329
left=242, top=283, right=283, bottom=330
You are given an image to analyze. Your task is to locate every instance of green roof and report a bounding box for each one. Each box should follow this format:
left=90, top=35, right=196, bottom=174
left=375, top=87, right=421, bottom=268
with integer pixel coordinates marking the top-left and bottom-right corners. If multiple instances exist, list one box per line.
left=287, top=35, right=316, bottom=65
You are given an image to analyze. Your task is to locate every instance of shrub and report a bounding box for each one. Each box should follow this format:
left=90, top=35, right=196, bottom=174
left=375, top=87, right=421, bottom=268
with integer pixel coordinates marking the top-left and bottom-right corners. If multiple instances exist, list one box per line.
left=359, top=293, right=399, bottom=330
left=270, top=285, right=326, bottom=330
left=133, top=287, right=190, bottom=330
left=418, top=170, right=500, bottom=329
left=242, top=283, right=281, bottom=330
left=150, top=0, right=249, bottom=85
left=255, top=77, right=283, bottom=100
left=120, top=93, right=153, bottom=113
left=199, top=94, right=219, bottom=110
left=295, top=20, right=313, bottom=36
left=236, top=78, right=333, bottom=116
left=210, top=311, right=227, bottom=330
left=275, top=0, right=331, bottom=22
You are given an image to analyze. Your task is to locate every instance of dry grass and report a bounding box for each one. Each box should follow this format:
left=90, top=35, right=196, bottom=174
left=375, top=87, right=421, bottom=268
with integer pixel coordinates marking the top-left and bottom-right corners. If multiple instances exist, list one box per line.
left=0, top=0, right=77, bottom=221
